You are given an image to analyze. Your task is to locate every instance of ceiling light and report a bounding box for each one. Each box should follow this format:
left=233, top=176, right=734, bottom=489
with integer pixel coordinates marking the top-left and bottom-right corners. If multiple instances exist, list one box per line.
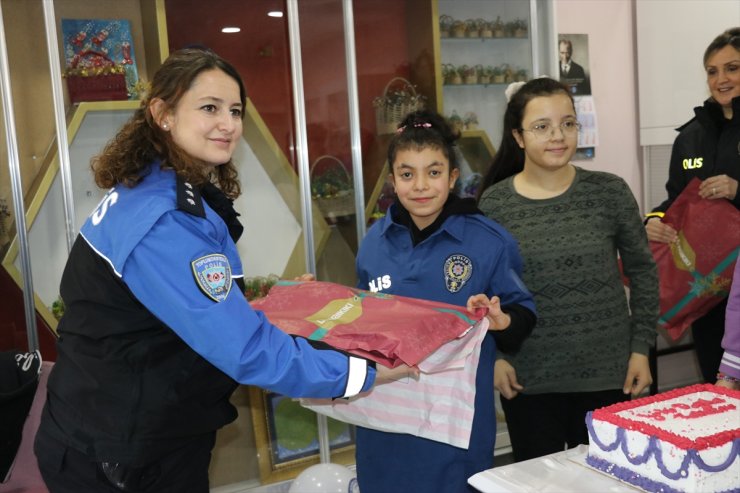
left=268, top=11, right=283, bottom=18
left=221, top=27, right=241, bottom=33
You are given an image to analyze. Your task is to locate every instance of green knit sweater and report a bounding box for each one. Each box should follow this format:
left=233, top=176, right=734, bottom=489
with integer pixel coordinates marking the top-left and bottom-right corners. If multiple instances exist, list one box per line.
left=478, top=167, right=659, bottom=394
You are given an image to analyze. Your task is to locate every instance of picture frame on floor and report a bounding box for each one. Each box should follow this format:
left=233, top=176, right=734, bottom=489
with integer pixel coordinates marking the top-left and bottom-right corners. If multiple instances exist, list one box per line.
left=248, top=387, right=356, bottom=484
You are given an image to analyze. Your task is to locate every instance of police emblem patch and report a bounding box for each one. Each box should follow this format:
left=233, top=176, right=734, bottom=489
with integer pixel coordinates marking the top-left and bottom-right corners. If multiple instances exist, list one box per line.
left=444, top=254, right=472, bottom=293
left=192, top=254, right=232, bottom=302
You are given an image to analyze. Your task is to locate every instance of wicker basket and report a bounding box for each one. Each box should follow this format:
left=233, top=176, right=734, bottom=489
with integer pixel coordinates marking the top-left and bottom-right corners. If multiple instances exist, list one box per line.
left=310, top=155, right=355, bottom=221
left=373, top=77, right=425, bottom=135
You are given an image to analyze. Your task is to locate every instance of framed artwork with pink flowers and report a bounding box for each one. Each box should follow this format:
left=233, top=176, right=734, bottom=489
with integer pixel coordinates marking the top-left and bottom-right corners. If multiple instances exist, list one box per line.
left=61, top=18, right=140, bottom=103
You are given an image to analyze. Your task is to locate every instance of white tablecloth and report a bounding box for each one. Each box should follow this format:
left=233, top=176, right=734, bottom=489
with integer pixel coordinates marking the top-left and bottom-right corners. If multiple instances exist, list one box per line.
left=468, top=445, right=639, bottom=492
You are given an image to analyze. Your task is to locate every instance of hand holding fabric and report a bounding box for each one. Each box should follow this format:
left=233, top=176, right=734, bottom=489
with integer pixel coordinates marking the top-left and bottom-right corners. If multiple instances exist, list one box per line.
left=716, top=379, right=740, bottom=391
left=375, top=363, right=419, bottom=385
left=698, top=174, right=738, bottom=201
left=645, top=218, right=677, bottom=244
left=467, top=293, right=511, bottom=331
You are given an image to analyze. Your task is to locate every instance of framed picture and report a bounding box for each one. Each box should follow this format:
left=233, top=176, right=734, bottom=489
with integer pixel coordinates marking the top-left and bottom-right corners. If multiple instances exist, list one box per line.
left=249, top=387, right=356, bottom=484
left=61, top=18, right=141, bottom=102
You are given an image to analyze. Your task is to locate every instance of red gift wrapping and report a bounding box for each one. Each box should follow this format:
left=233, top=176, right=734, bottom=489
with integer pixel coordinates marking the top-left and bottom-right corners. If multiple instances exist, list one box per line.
left=249, top=280, right=483, bottom=368
left=651, top=178, right=740, bottom=340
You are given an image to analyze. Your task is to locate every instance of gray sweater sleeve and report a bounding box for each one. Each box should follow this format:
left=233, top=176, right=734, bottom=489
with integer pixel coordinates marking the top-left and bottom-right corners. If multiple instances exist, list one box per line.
left=614, top=178, right=660, bottom=355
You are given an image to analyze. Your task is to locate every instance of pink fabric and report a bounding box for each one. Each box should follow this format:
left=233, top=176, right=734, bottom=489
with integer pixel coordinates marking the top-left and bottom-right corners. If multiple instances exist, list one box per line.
left=250, top=281, right=484, bottom=368
left=301, top=318, right=488, bottom=449
left=1, top=362, right=51, bottom=493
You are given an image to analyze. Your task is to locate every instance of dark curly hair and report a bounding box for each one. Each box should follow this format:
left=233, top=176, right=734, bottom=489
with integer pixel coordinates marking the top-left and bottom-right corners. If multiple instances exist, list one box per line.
left=91, top=49, right=246, bottom=199
left=387, top=109, right=461, bottom=172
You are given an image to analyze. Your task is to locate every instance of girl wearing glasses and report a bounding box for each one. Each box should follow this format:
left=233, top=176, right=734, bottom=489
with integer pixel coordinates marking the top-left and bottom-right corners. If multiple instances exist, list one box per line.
left=476, top=77, right=659, bottom=462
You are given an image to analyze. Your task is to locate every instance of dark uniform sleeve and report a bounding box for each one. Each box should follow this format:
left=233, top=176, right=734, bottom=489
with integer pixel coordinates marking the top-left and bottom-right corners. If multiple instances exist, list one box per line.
left=120, top=211, right=376, bottom=399
left=493, top=304, right=536, bottom=354
left=488, top=231, right=537, bottom=355
left=647, top=130, right=691, bottom=219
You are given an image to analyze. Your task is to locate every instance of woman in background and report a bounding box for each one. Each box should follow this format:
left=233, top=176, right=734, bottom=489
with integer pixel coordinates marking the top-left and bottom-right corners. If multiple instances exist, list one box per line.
left=644, top=27, right=740, bottom=384
left=477, top=77, right=659, bottom=462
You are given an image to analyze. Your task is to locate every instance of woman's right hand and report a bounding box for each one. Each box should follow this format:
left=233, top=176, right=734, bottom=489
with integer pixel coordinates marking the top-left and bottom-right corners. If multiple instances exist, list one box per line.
left=494, top=359, right=523, bottom=399
left=645, top=217, right=678, bottom=244
left=375, top=363, right=419, bottom=385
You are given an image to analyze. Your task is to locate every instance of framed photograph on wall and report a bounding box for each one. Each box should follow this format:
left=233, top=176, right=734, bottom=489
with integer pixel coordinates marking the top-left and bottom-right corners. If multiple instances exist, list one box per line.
left=249, top=387, right=356, bottom=483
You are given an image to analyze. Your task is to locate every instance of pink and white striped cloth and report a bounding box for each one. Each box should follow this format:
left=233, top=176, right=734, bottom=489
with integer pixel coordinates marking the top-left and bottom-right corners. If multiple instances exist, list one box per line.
left=300, top=318, right=488, bottom=449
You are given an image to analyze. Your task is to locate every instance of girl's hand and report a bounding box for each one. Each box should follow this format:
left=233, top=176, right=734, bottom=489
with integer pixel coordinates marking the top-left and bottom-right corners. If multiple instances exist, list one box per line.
left=623, top=353, right=652, bottom=397
left=645, top=217, right=677, bottom=244
left=494, top=359, right=523, bottom=399
left=467, top=294, right=511, bottom=331
left=699, top=174, right=738, bottom=201
left=716, top=379, right=740, bottom=391
left=375, top=363, right=419, bottom=385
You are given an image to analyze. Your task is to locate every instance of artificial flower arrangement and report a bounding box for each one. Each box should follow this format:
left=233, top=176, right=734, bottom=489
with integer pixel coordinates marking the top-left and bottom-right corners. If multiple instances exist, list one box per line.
left=463, top=111, right=479, bottom=130
left=243, top=274, right=280, bottom=301
left=479, top=66, right=494, bottom=85
left=373, top=78, right=426, bottom=135
left=310, top=155, right=356, bottom=221
left=61, top=19, right=140, bottom=103
left=51, top=296, right=66, bottom=321
left=443, top=63, right=462, bottom=85
left=438, top=15, right=527, bottom=40
left=447, top=110, right=464, bottom=135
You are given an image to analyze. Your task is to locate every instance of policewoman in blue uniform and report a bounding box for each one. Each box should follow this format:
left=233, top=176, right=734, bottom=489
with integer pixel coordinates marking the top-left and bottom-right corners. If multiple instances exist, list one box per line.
left=33, top=49, right=411, bottom=493
left=354, top=110, right=537, bottom=493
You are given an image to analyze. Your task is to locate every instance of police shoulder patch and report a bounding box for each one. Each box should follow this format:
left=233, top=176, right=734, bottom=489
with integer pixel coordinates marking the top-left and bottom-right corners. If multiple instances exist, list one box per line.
left=444, top=254, right=473, bottom=293
left=192, top=254, right=232, bottom=302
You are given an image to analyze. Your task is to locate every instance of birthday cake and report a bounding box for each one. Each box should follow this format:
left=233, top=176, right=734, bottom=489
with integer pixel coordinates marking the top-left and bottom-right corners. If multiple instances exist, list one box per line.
left=586, top=384, right=740, bottom=493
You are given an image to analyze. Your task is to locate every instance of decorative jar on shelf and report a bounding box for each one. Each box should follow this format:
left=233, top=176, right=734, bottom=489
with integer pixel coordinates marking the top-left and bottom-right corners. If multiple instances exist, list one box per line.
left=464, top=111, right=479, bottom=131
left=514, top=19, right=528, bottom=38
left=464, top=19, right=479, bottom=38
left=446, top=64, right=463, bottom=85
left=479, top=65, right=494, bottom=85
left=452, top=20, right=466, bottom=38
left=492, top=16, right=505, bottom=38
left=492, top=66, right=505, bottom=84
left=480, top=20, right=493, bottom=38
left=461, top=65, right=478, bottom=85
left=439, top=15, right=453, bottom=38
left=448, top=110, right=464, bottom=135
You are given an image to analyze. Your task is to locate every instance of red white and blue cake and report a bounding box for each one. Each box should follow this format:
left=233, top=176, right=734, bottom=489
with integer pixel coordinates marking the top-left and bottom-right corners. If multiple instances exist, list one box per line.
left=586, top=384, right=740, bottom=493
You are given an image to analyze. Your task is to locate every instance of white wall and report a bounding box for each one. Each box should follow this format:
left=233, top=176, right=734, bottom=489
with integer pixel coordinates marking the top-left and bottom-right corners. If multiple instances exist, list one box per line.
left=554, top=0, right=644, bottom=208
left=636, top=0, right=740, bottom=146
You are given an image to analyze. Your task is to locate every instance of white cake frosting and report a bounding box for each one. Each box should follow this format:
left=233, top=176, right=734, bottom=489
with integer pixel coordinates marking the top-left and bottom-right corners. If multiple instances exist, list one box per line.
left=586, top=384, right=740, bottom=493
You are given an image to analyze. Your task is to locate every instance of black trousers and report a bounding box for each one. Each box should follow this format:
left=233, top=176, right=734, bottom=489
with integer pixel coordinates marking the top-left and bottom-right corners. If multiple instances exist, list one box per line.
left=691, top=299, right=727, bottom=383
left=34, top=428, right=215, bottom=493
left=500, top=389, right=628, bottom=463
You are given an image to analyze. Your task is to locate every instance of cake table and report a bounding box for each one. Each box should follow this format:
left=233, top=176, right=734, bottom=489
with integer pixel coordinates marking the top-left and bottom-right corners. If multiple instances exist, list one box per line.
left=468, top=445, right=637, bottom=492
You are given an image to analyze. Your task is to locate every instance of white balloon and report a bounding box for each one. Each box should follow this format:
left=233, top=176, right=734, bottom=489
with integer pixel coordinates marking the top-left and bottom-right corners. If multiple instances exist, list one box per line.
left=288, top=463, right=359, bottom=493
